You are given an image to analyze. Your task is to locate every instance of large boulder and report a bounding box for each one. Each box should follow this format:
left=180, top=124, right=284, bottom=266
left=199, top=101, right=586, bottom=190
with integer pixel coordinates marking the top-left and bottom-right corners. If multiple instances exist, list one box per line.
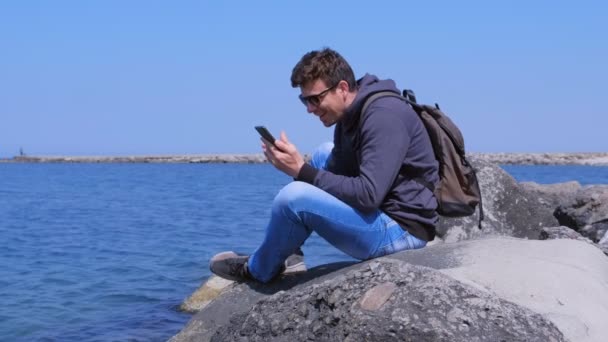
left=211, top=261, right=563, bottom=342
left=436, top=158, right=559, bottom=242
left=554, top=185, right=608, bottom=242
left=519, top=181, right=582, bottom=208
left=471, top=152, right=608, bottom=165
left=398, top=238, right=608, bottom=342
left=539, top=226, right=593, bottom=242
left=171, top=238, right=608, bottom=342
left=517, top=182, right=608, bottom=254
left=539, top=226, right=608, bottom=256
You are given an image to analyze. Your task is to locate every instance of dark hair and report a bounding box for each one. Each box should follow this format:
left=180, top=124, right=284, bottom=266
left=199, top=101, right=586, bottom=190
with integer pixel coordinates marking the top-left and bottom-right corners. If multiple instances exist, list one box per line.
left=290, top=48, right=357, bottom=91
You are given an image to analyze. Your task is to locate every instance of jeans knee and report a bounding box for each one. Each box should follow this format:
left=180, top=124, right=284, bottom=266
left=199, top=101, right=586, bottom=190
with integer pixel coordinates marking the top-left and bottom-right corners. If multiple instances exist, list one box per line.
left=273, top=182, right=314, bottom=212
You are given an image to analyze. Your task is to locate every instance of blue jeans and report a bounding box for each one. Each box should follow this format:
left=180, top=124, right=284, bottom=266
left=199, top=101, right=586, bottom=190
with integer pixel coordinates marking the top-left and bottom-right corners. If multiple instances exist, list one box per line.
left=248, top=142, right=427, bottom=282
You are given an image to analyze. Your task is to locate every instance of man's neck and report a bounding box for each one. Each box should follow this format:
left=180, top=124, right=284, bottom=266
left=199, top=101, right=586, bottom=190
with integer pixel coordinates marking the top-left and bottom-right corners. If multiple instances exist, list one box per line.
left=344, top=90, right=358, bottom=109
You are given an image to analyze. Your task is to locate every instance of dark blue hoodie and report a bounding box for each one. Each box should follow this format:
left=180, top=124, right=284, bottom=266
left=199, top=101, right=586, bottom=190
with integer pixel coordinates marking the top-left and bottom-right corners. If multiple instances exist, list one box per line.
left=297, top=74, right=439, bottom=241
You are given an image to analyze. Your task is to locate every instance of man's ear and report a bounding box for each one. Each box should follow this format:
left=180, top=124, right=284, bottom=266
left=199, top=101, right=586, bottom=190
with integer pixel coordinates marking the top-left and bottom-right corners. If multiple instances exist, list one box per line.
left=338, top=80, right=350, bottom=96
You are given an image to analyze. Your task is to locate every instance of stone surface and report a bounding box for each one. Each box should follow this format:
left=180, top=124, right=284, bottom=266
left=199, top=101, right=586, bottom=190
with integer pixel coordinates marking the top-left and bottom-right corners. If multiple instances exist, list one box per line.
left=358, top=281, right=397, bottom=311
left=172, top=238, right=608, bottom=342
left=473, top=152, right=608, bottom=165
left=600, top=231, right=608, bottom=245
left=6, top=154, right=273, bottom=163
left=520, top=181, right=582, bottom=195
left=539, top=226, right=593, bottom=242
left=211, top=260, right=565, bottom=342
left=554, top=185, right=608, bottom=242
left=599, top=232, right=608, bottom=255
left=388, top=238, right=608, bottom=342
left=435, top=157, right=559, bottom=242
left=169, top=262, right=357, bottom=342
left=520, top=181, right=581, bottom=208
left=539, top=226, right=608, bottom=256
left=179, top=276, right=235, bottom=313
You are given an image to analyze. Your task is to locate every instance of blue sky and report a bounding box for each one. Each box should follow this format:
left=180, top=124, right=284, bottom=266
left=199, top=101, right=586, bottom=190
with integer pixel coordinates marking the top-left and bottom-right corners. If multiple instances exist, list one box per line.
left=1, top=1, right=606, bottom=157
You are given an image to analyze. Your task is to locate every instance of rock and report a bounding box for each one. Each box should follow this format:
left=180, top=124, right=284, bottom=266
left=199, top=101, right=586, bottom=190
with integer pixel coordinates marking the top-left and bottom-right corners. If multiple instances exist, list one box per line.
left=358, top=281, right=397, bottom=311
left=4, top=154, right=313, bottom=164
left=179, top=276, right=235, bottom=313
left=520, top=181, right=581, bottom=207
left=436, top=157, right=559, bottom=242
left=539, top=226, right=608, bottom=256
left=388, top=238, right=608, bottom=342
left=171, top=238, right=608, bottom=342
left=554, top=185, right=608, bottom=242
left=539, top=226, right=592, bottom=242
left=472, top=152, right=608, bottom=165
left=520, top=181, right=582, bottom=195
left=599, top=232, right=608, bottom=255
left=601, top=232, right=608, bottom=245
left=4, top=152, right=608, bottom=164
left=169, top=262, right=357, bottom=342
left=211, top=260, right=565, bottom=342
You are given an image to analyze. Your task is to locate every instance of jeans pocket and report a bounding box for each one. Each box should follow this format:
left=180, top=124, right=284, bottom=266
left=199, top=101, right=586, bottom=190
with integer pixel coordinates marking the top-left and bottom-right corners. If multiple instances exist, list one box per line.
left=374, top=229, right=426, bottom=259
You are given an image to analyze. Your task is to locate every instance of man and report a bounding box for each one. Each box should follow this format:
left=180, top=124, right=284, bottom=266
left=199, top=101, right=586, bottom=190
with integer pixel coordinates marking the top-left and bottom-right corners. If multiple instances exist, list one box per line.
left=210, top=48, right=439, bottom=283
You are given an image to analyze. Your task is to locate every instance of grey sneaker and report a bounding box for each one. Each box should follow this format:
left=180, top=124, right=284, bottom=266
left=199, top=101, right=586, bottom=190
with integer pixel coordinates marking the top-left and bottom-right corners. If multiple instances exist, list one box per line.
left=283, top=248, right=307, bottom=275
left=210, top=249, right=307, bottom=282
left=209, top=251, right=252, bottom=282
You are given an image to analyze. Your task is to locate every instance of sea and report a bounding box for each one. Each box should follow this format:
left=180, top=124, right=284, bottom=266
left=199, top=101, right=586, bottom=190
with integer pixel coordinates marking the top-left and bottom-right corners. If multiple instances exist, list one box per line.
left=1, top=163, right=607, bottom=342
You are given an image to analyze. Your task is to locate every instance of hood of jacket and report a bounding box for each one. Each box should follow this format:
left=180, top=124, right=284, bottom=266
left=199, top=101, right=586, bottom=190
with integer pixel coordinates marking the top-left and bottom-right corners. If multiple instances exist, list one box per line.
left=341, top=73, right=401, bottom=129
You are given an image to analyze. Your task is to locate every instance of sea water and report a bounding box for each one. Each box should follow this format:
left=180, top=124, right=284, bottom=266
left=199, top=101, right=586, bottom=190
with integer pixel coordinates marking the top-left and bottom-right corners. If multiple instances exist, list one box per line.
left=1, top=163, right=607, bottom=341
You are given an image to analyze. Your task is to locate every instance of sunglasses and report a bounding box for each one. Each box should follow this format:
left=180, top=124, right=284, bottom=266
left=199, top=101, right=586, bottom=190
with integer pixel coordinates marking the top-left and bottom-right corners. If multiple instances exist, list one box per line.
left=298, top=83, right=338, bottom=107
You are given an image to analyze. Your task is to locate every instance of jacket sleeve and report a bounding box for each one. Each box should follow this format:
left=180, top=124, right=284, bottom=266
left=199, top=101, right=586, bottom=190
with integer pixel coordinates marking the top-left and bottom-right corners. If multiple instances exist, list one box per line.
left=296, top=97, right=412, bottom=213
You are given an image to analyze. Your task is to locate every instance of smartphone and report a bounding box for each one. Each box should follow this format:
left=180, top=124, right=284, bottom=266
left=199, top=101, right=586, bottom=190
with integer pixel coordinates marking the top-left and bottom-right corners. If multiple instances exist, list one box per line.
left=254, top=126, right=277, bottom=148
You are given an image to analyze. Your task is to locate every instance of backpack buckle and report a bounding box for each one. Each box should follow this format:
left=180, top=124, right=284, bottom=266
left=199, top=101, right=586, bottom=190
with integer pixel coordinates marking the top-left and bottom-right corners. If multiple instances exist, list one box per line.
left=402, top=89, right=417, bottom=104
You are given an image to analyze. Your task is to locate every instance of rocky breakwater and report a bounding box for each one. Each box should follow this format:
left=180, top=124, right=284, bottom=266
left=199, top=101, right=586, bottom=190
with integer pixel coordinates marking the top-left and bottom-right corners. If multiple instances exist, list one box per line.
left=3, top=152, right=608, bottom=165
left=8, top=154, right=271, bottom=163
left=171, top=160, right=608, bottom=342
left=472, top=152, right=608, bottom=165
left=434, top=157, right=608, bottom=250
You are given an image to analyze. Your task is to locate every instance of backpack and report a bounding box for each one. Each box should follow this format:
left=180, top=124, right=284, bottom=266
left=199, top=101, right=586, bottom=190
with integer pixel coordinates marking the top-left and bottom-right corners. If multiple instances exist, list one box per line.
left=362, top=89, right=484, bottom=228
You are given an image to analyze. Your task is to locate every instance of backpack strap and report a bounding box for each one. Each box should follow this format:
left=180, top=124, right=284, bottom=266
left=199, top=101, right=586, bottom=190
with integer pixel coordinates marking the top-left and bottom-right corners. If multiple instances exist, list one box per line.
left=363, top=90, right=424, bottom=123
left=362, top=89, right=421, bottom=114
left=361, top=91, right=403, bottom=115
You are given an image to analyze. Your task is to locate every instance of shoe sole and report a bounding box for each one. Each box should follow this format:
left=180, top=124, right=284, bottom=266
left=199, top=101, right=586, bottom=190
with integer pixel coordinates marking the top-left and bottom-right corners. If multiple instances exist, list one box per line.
left=283, top=261, right=307, bottom=274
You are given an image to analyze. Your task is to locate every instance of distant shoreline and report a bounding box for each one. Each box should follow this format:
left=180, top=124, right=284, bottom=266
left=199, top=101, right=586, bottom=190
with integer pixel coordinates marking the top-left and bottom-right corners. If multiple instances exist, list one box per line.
left=1, top=152, right=608, bottom=165
left=473, top=152, right=608, bottom=166
left=0, top=154, right=272, bottom=164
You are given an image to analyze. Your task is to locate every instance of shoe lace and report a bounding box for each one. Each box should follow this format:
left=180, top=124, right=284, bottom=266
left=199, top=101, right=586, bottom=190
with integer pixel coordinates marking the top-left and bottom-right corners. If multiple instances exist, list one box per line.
left=228, top=257, right=249, bottom=279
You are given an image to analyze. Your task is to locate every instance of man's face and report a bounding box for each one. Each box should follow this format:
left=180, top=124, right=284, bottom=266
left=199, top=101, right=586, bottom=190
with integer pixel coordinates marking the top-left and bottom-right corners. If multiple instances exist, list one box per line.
left=299, top=79, right=346, bottom=127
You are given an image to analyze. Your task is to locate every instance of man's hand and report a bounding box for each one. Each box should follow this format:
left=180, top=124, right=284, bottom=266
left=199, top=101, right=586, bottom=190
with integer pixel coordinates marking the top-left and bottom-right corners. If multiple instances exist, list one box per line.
left=261, top=131, right=305, bottom=178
